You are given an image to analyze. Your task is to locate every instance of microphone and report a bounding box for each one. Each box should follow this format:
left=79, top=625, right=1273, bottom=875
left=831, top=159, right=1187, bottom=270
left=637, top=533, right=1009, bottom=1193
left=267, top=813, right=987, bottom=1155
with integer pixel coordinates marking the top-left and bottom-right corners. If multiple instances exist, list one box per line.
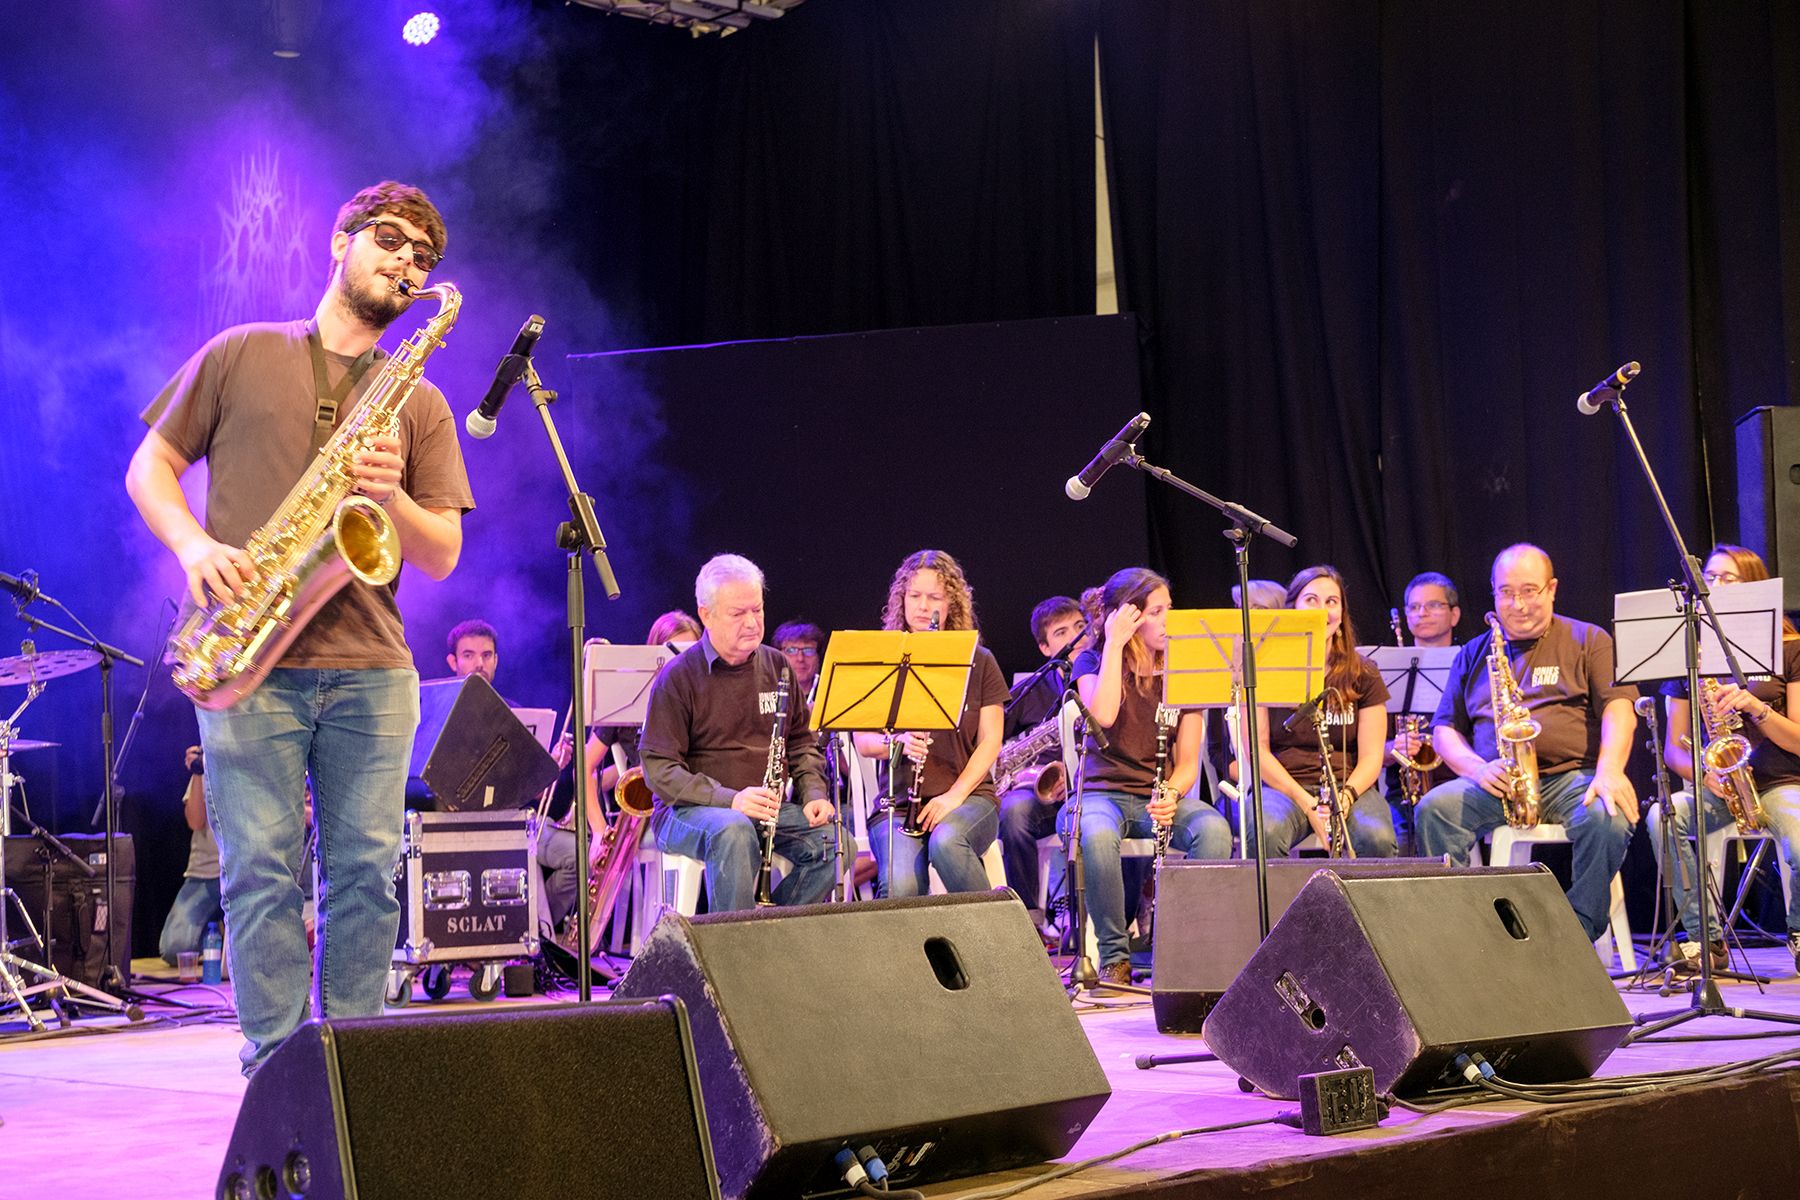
left=1576, top=361, right=1640, bottom=415
left=466, top=314, right=545, bottom=439
left=1065, top=412, right=1151, bottom=500
left=1283, top=689, right=1328, bottom=733
left=0, top=571, right=39, bottom=606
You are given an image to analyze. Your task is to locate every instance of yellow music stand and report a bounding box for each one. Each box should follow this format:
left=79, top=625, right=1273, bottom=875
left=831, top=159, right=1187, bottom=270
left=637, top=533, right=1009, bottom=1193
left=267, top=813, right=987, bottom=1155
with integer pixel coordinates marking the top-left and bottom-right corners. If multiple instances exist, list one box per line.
left=810, top=629, right=978, bottom=734
left=1163, top=608, right=1328, bottom=709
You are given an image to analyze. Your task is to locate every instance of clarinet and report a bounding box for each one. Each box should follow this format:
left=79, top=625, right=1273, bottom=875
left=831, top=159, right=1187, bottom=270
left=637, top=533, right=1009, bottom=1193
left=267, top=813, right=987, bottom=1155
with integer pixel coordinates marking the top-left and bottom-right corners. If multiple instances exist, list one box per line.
left=898, top=613, right=940, bottom=837
left=1309, top=693, right=1355, bottom=858
left=753, top=676, right=790, bottom=908
left=1150, top=705, right=1176, bottom=863
left=1390, top=607, right=1406, bottom=647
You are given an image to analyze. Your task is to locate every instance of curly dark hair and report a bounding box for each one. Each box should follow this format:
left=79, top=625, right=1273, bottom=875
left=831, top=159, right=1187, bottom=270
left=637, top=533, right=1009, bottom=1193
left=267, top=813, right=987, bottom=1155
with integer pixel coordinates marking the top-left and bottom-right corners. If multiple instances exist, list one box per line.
left=334, top=180, right=447, bottom=262
left=880, top=549, right=977, bottom=632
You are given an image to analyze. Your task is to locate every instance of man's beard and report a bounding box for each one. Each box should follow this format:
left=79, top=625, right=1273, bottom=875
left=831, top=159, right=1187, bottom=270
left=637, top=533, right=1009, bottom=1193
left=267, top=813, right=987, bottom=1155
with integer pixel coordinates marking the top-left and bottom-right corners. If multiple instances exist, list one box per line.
left=335, top=259, right=410, bottom=329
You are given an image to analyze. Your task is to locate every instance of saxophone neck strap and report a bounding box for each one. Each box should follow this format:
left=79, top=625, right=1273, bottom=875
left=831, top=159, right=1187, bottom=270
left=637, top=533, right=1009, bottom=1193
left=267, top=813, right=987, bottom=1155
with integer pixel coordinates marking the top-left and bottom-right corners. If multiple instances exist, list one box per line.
left=304, top=320, right=381, bottom=454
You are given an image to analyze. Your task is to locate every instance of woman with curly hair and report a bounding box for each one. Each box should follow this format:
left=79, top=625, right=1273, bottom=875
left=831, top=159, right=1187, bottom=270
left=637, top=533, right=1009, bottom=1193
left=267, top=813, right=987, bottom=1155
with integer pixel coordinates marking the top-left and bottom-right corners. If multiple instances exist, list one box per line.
left=852, top=550, right=1008, bottom=897
left=1250, top=565, right=1397, bottom=858
left=1063, top=567, right=1234, bottom=985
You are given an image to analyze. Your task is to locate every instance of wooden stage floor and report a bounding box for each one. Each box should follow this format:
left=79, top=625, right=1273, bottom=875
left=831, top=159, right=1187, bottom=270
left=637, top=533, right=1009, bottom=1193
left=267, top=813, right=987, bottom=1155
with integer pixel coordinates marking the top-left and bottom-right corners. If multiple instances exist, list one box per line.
left=5, top=946, right=1800, bottom=1200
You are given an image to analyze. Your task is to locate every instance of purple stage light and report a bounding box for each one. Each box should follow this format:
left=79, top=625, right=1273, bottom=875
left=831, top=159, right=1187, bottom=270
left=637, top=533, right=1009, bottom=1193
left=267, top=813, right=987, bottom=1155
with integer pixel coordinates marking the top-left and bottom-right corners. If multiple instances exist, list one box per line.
left=402, top=11, right=440, bottom=46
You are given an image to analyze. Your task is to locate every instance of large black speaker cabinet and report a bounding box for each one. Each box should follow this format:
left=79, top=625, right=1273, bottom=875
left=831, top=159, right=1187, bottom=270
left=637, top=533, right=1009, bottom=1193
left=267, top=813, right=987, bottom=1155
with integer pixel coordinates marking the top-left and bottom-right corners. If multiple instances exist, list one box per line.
left=216, top=999, right=721, bottom=1200
left=1150, top=857, right=1456, bottom=1032
left=1736, top=405, right=1800, bottom=611
left=2, top=832, right=133, bottom=985
left=613, top=892, right=1111, bottom=1200
left=1202, top=867, right=1632, bottom=1099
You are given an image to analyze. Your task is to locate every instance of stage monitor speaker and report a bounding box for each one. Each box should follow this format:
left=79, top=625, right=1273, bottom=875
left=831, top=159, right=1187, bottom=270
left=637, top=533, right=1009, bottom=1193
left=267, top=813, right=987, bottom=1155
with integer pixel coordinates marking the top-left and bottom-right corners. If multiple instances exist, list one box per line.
left=1202, top=866, right=1632, bottom=1099
left=613, top=892, right=1111, bottom=1200
left=1150, top=857, right=1457, bottom=1033
left=2, top=832, right=133, bottom=985
left=1735, top=405, right=1800, bottom=611
left=216, top=999, right=721, bottom=1200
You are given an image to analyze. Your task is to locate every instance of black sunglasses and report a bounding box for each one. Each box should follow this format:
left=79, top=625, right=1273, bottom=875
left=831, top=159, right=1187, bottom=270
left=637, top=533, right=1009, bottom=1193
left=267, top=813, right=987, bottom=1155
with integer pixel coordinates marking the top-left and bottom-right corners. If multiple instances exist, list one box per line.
left=349, top=219, right=442, bottom=271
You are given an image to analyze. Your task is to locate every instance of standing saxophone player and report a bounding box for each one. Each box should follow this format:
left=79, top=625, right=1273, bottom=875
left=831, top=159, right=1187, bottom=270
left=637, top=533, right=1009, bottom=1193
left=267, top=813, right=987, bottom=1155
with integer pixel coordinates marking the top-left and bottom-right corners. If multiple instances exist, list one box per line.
left=641, top=555, right=836, bottom=912
left=1415, top=545, right=1637, bottom=943
left=125, top=182, right=472, bottom=1075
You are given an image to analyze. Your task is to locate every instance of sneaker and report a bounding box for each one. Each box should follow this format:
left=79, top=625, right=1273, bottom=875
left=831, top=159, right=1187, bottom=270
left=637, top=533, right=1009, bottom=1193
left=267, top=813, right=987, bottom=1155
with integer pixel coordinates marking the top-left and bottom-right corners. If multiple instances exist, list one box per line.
left=1671, top=940, right=1729, bottom=975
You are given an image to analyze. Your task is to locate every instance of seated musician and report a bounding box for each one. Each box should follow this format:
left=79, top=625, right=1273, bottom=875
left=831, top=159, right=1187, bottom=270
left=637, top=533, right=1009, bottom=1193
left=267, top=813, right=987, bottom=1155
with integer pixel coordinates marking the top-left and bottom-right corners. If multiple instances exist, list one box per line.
left=996, top=594, right=1090, bottom=922
left=1060, top=568, right=1234, bottom=986
left=1415, top=544, right=1637, bottom=943
left=1249, top=567, right=1399, bottom=858
left=641, top=554, right=836, bottom=912
left=772, top=620, right=826, bottom=708
left=851, top=550, right=1008, bottom=898
left=1655, top=544, right=1800, bottom=975
left=1381, top=571, right=1463, bottom=849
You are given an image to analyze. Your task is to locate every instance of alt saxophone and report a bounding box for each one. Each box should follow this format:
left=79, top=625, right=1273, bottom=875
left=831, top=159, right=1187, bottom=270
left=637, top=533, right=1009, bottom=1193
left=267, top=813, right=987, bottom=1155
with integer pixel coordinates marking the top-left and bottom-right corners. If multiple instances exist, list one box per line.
left=1485, top=613, right=1542, bottom=829
left=754, top=675, right=790, bottom=907
left=170, top=281, right=463, bottom=709
left=1695, top=677, right=1764, bottom=834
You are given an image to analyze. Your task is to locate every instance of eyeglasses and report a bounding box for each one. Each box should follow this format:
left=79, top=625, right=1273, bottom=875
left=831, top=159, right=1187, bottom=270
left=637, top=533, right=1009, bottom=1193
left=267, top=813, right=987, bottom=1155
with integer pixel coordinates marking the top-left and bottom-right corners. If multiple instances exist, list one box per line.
left=1493, top=584, right=1548, bottom=605
left=779, top=645, right=818, bottom=658
left=349, top=219, right=442, bottom=271
left=1702, top=570, right=1742, bottom=585
left=1405, top=600, right=1449, bottom=615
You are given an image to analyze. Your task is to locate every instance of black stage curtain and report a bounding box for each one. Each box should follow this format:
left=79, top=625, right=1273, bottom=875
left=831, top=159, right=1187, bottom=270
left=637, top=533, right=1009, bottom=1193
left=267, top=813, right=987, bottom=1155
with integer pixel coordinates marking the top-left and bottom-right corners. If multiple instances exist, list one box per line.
left=549, top=0, right=1097, bottom=348
left=1097, top=1, right=1800, bottom=637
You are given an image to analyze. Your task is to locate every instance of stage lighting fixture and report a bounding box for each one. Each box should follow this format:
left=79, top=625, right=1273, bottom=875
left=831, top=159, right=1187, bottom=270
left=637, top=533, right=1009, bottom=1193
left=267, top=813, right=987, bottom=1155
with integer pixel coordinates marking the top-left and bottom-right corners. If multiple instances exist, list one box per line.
left=568, top=0, right=804, bottom=36
left=402, top=11, right=441, bottom=46
left=265, top=0, right=322, bottom=57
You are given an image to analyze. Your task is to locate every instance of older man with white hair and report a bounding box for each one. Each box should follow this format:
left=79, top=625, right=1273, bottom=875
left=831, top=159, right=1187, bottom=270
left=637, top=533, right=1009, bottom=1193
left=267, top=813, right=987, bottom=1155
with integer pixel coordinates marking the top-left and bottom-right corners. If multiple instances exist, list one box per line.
left=640, top=554, right=837, bottom=911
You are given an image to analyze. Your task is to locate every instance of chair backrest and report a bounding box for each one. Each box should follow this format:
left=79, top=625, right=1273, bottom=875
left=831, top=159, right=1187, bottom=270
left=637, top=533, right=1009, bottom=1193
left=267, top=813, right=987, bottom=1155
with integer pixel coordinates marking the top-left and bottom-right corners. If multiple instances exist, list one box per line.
left=1059, top=699, right=1081, bottom=789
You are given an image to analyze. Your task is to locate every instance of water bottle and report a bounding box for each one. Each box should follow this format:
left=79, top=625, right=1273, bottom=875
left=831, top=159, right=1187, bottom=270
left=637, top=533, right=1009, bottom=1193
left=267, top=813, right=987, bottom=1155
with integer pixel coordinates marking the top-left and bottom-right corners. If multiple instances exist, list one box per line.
left=202, top=922, right=223, bottom=984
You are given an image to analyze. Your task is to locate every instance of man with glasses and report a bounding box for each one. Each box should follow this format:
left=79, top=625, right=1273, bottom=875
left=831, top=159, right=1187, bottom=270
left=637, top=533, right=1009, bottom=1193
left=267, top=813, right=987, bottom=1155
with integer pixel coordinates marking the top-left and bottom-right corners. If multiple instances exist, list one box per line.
left=1414, top=545, right=1638, bottom=944
left=1382, top=573, right=1463, bottom=847
left=127, top=181, right=472, bottom=1075
left=772, top=620, right=826, bottom=705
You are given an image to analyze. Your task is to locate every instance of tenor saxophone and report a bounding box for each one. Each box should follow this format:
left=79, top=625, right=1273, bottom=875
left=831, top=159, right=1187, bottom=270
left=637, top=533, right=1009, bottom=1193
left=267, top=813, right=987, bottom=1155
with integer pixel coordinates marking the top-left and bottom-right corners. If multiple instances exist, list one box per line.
left=1696, top=678, right=1764, bottom=833
left=170, top=281, right=463, bottom=709
left=1485, top=614, right=1542, bottom=828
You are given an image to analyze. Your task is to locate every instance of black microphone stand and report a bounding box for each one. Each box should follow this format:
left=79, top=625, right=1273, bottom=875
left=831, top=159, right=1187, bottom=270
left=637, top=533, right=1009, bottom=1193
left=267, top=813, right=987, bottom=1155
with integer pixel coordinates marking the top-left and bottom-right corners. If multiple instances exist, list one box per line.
left=1116, top=448, right=1297, bottom=940
left=1581, top=375, right=1800, bottom=1039
left=14, top=592, right=145, bottom=998
left=521, top=358, right=622, bottom=1002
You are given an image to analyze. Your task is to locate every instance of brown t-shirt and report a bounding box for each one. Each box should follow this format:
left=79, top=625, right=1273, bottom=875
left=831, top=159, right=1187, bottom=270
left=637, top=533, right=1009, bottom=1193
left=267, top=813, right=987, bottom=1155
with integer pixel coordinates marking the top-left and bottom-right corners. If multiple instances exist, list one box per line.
left=639, top=634, right=827, bottom=811
left=1431, top=615, right=1634, bottom=775
left=1660, top=636, right=1800, bottom=789
left=883, top=645, right=1010, bottom=801
left=1268, top=654, right=1390, bottom=791
left=142, top=320, right=474, bottom=670
left=1071, top=647, right=1172, bottom=797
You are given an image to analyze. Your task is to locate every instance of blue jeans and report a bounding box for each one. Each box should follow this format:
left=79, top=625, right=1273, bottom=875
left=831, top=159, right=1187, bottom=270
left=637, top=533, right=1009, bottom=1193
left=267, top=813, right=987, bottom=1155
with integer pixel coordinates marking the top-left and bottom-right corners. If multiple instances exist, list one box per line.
left=998, top=786, right=1062, bottom=911
left=869, top=794, right=1000, bottom=898
left=650, top=801, right=836, bottom=912
left=1649, top=784, right=1800, bottom=941
left=1057, top=789, right=1234, bottom=968
left=1246, top=788, right=1399, bottom=858
left=537, top=823, right=581, bottom=929
left=1416, top=768, right=1631, bottom=942
left=158, top=875, right=224, bottom=964
left=196, top=667, right=418, bottom=1076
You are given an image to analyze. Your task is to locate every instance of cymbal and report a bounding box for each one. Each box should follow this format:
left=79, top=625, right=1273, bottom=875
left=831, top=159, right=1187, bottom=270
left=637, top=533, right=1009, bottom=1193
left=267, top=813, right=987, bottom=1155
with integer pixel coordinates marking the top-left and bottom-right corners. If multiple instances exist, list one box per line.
left=0, top=649, right=101, bottom=687
left=0, top=739, right=57, bottom=752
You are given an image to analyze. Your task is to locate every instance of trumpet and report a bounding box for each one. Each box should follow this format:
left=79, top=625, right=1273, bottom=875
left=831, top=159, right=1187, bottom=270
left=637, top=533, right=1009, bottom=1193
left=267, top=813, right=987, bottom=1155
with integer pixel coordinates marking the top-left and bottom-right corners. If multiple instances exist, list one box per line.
left=1392, top=715, right=1440, bottom=806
